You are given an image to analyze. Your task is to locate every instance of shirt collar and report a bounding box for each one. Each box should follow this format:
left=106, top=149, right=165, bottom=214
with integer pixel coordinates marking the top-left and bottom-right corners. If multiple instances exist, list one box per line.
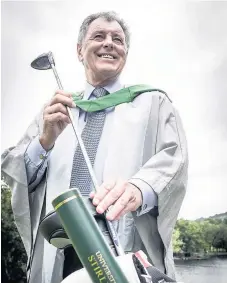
left=83, top=78, right=123, bottom=100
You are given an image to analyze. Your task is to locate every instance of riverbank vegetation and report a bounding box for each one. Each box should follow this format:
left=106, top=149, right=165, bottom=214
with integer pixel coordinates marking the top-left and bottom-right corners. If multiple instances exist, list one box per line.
left=173, top=215, right=227, bottom=257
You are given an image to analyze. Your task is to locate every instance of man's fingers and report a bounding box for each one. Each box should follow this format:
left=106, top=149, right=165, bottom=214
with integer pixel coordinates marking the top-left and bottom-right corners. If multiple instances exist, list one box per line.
left=44, top=103, right=68, bottom=116
left=54, top=90, right=72, bottom=97
left=112, top=203, right=134, bottom=220
left=106, top=190, right=133, bottom=220
left=96, top=181, right=126, bottom=214
left=50, top=92, right=75, bottom=108
left=91, top=181, right=115, bottom=205
left=91, top=182, right=142, bottom=220
left=45, top=112, right=71, bottom=124
left=89, top=191, right=95, bottom=199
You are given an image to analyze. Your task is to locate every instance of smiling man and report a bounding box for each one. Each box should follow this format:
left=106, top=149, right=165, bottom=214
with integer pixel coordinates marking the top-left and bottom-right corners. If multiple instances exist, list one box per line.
left=1, top=11, right=188, bottom=283
left=77, top=17, right=127, bottom=86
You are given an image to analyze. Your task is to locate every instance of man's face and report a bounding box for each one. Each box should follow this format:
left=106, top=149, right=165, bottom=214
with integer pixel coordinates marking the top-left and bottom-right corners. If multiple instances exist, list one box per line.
left=77, top=18, right=128, bottom=84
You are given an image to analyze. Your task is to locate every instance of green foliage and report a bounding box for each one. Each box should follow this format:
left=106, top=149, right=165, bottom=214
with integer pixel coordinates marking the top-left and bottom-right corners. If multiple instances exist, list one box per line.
left=173, top=216, right=227, bottom=254
left=175, top=219, right=204, bottom=253
left=172, top=228, right=183, bottom=252
left=212, top=225, right=227, bottom=251
left=1, top=180, right=27, bottom=283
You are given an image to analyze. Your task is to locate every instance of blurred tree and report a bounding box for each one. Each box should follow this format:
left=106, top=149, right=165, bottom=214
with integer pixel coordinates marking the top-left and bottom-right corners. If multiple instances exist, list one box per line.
left=212, top=225, right=227, bottom=251
left=174, top=217, right=227, bottom=255
left=172, top=228, right=183, bottom=252
left=201, top=220, right=220, bottom=252
left=175, top=219, right=205, bottom=253
left=1, top=180, right=27, bottom=283
left=208, top=218, right=223, bottom=225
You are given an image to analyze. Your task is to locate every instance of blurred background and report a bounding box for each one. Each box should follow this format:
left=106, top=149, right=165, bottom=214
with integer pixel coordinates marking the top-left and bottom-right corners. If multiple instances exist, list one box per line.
left=1, top=1, right=227, bottom=282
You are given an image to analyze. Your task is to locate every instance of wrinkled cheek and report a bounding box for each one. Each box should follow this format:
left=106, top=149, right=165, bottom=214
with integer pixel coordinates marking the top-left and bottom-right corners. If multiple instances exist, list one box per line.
left=118, top=59, right=127, bottom=71
left=84, top=57, right=96, bottom=70
left=83, top=60, right=89, bottom=69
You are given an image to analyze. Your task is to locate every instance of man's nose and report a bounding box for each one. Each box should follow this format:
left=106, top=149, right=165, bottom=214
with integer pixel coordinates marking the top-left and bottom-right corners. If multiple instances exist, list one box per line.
left=103, top=35, right=113, bottom=49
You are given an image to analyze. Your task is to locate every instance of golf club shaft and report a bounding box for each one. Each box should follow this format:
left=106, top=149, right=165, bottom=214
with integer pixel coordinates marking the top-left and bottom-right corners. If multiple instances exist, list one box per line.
left=51, top=63, right=99, bottom=189
left=50, top=62, right=124, bottom=256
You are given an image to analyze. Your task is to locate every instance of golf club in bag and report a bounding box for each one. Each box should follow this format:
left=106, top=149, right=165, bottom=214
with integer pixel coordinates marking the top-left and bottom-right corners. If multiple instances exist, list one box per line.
left=31, top=51, right=177, bottom=283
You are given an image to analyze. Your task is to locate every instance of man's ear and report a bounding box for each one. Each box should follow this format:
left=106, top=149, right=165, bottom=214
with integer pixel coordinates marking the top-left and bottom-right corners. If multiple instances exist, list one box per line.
left=77, top=44, right=83, bottom=62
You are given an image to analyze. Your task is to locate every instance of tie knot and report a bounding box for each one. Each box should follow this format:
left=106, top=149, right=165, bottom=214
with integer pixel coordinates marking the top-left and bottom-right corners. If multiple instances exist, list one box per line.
left=92, top=87, right=108, bottom=98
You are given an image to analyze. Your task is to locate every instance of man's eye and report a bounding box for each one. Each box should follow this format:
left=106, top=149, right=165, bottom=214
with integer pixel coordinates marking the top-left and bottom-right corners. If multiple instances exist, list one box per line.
left=94, top=34, right=104, bottom=40
left=113, top=37, right=123, bottom=44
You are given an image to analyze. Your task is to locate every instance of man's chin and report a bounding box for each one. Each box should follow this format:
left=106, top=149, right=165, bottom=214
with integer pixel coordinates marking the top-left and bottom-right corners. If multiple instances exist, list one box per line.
left=97, top=68, right=119, bottom=79
left=87, top=66, right=121, bottom=84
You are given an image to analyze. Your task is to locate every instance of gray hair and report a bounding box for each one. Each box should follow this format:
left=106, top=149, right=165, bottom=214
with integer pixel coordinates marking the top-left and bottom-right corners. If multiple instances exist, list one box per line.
left=78, top=11, right=130, bottom=49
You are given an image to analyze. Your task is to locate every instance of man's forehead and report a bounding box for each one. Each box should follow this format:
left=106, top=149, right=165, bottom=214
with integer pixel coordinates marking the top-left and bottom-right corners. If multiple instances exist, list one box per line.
left=87, top=18, right=124, bottom=35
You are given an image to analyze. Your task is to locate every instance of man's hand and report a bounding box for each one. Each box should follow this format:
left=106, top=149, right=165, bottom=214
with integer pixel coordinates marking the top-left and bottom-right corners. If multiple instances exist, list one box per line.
left=89, top=180, right=142, bottom=221
left=39, top=90, right=75, bottom=151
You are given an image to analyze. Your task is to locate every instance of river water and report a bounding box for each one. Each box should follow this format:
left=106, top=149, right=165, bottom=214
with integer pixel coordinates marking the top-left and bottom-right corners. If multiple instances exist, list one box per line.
left=175, top=257, right=227, bottom=283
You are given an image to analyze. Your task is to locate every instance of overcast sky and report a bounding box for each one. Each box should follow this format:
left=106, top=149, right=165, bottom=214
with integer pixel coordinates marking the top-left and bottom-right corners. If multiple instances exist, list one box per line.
left=1, top=1, right=227, bottom=220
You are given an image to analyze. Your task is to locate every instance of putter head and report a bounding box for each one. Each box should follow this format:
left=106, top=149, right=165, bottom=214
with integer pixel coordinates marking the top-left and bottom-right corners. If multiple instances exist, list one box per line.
left=31, top=51, right=55, bottom=70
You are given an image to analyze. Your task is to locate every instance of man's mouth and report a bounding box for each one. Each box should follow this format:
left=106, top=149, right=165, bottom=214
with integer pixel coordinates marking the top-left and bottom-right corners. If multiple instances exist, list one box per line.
left=98, top=54, right=116, bottom=60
